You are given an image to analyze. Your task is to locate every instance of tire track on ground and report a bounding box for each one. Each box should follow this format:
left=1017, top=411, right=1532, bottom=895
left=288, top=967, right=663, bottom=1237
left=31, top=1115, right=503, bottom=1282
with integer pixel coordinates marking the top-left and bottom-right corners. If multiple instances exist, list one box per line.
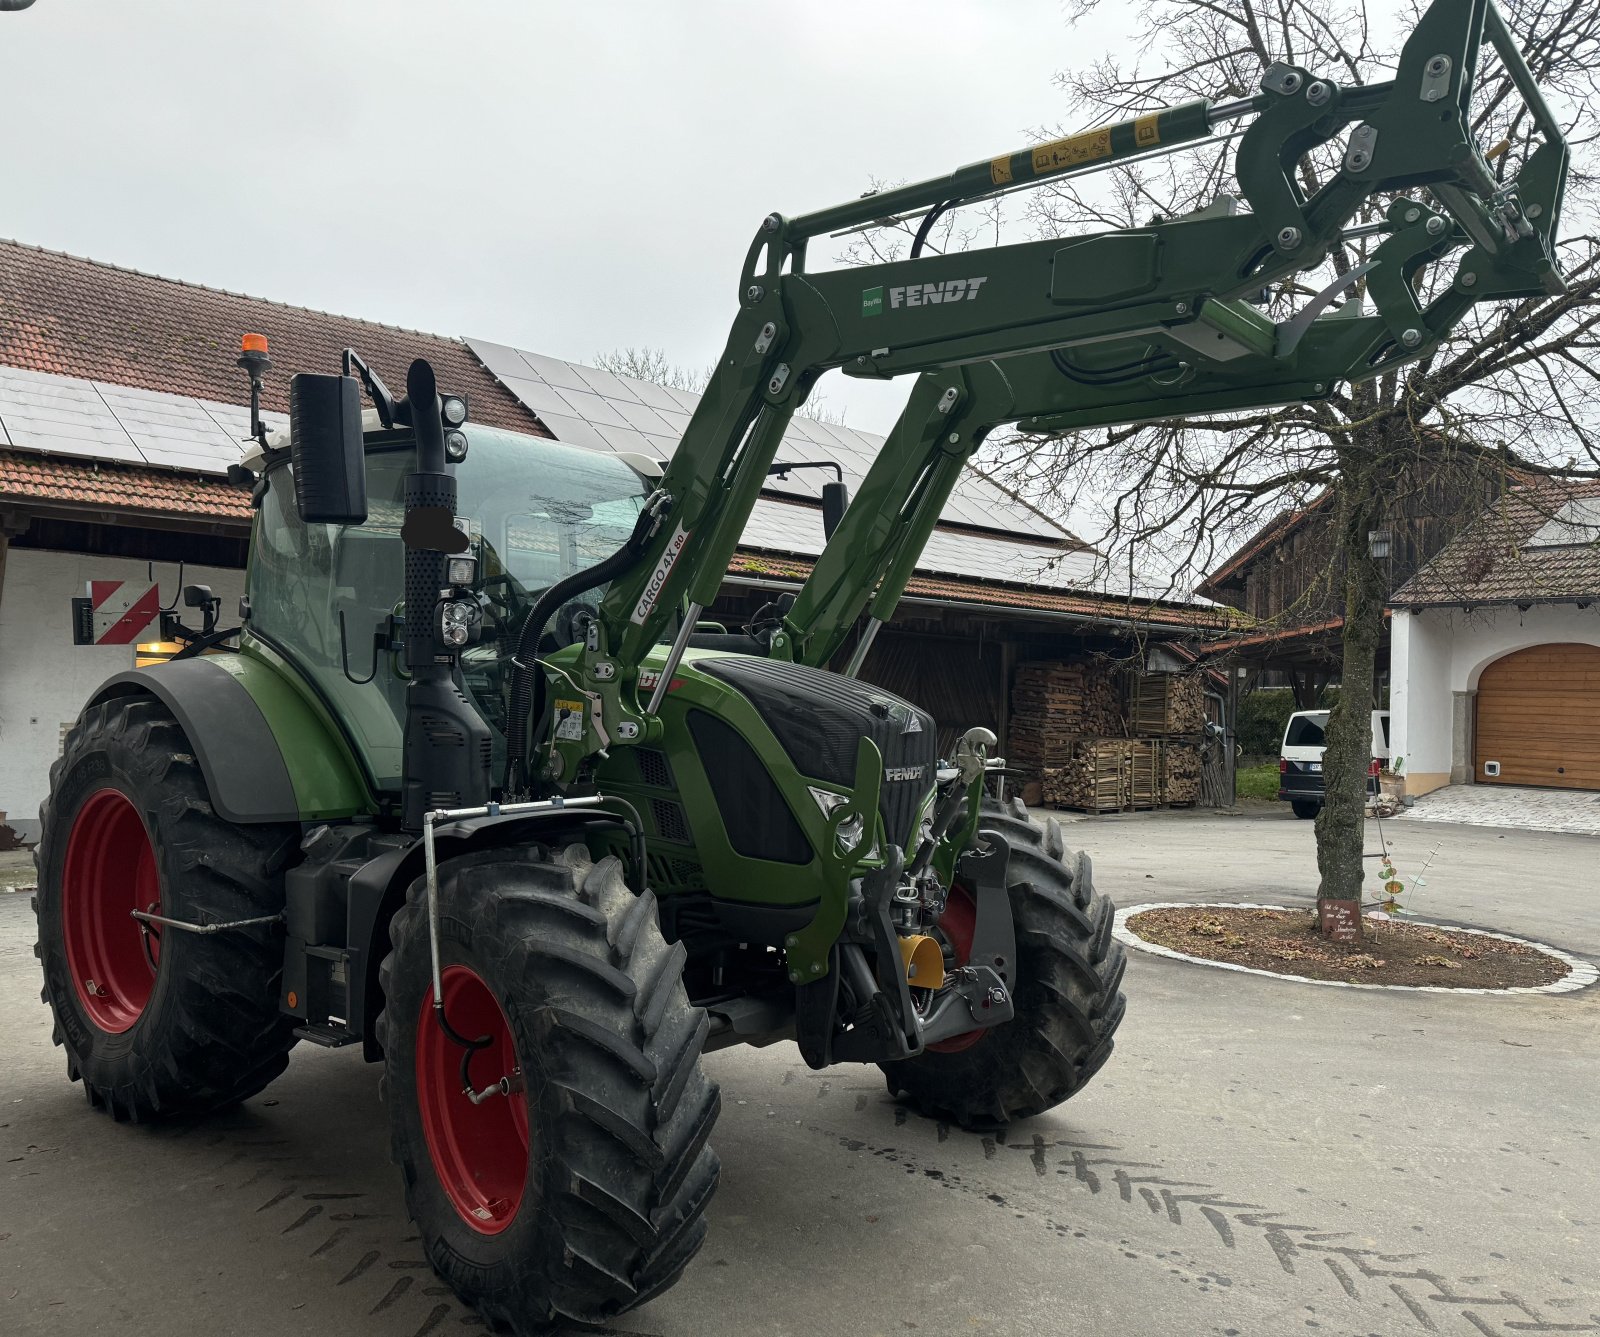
left=800, top=1085, right=1598, bottom=1337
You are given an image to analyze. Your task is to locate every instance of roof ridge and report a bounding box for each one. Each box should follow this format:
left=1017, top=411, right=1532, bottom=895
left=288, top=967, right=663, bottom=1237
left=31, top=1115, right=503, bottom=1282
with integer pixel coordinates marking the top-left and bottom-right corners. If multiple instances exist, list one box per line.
left=0, top=236, right=467, bottom=347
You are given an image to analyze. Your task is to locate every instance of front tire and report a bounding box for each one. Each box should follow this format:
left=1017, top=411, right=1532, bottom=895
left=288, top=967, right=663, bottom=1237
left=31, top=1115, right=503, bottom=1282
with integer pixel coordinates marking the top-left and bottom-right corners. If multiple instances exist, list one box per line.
left=378, top=845, right=720, bottom=1336
left=883, top=798, right=1127, bottom=1127
left=1291, top=799, right=1321, bottom=819
left=34, top=694, right=300, bottom=1120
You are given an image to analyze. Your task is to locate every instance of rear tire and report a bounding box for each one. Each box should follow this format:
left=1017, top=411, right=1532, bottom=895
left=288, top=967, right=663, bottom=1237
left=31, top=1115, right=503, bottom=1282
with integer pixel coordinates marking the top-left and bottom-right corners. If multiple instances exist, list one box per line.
left=378, top=844, right=720, bottom=1336
left=1291, top=799, right=1320, bottom=820
left=882, top=797, right=1126, bottom=1128
left=34, top=694, right=300, bottom=1120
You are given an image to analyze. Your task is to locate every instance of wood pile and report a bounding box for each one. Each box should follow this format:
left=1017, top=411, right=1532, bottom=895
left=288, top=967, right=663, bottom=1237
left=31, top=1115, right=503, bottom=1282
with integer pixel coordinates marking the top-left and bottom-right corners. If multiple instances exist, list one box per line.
left=1162, top=741, right=1202, bottom=806
left=1129, top=741, right=1161, bottom=808
left=1041, top=738, right=1169, bottom=812
left=1011, top=661, right=1215, bottom=812
left=1008, top=661, right=1122, bottom=782
left=1041, top=740, right=1131, bottom=812
left=1125, top=671, right=1207, bottom=736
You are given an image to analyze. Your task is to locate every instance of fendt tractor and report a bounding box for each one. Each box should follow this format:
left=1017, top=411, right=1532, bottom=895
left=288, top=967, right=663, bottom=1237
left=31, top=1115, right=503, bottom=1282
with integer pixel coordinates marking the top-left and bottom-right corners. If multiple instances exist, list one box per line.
left=32, top=1, right=1565, bottom=1329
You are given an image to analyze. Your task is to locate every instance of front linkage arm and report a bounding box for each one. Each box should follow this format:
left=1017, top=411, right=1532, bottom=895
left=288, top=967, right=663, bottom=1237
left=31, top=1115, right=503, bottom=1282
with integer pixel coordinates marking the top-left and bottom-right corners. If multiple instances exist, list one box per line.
left=528, top=0, right=1565, bottom=781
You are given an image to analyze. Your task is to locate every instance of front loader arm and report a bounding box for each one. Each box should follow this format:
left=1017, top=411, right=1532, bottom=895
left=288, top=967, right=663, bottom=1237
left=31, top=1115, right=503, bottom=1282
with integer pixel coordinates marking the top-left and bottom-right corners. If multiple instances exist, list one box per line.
left=559, top=0, right=1564, bottom=778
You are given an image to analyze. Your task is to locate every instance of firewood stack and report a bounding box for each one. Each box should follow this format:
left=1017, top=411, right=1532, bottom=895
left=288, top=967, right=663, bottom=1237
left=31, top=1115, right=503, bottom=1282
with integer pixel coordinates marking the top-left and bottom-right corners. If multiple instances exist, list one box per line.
left=1009, top=661, right=1122, bottom=789
left=1040, top=741, right=1131, bottom=812
left=1011, top=662, right=1213, bottom=811
left=1162, top=741, right=1202, bottom=806
left=1125, top=671, right=1207, bottom=736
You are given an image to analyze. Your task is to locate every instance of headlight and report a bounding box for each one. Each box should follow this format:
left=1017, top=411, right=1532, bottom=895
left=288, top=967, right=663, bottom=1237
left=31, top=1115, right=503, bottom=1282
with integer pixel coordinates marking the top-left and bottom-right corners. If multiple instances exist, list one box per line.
left=438, top=598, right=478, bottom=648
left=446, top=554, right=477, bottom=587
left=444, top=429, right=469, bottom=463
left=809, top=787, right=874, bottom=856
left=441, top=395, right=468, bottom=427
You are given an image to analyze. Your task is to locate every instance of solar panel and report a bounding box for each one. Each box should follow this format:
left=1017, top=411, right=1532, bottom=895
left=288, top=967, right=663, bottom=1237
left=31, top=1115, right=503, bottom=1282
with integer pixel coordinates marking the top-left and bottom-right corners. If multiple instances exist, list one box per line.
left=0, top=359, right=1111, bottom=605
left=742, top=498, right=1099, bottom=590
left=462, top=338, right=1075, bottom=544
left=0, top=367, right=283, bottom=474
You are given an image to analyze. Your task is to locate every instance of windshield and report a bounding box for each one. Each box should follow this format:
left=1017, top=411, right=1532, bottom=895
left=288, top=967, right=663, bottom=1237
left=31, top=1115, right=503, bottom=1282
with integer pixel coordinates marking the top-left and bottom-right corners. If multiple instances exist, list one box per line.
left=1284, top=713, right=1328, bottom=749
left=246, top=425, right=648, bottom=790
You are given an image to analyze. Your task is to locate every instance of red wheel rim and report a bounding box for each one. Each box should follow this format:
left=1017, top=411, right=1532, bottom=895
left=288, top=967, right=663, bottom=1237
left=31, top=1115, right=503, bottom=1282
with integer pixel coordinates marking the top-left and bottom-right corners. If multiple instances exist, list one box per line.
left=927, top=885, right=986, bottom=1054
left=61, top=788, right=161, bottom=1034
left=415, top=966, right=529, bottom=1234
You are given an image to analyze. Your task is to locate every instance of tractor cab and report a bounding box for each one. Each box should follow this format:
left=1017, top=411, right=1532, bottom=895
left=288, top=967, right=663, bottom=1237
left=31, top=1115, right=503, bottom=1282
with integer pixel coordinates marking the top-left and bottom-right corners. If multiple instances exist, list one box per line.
left=246, top=416, right=652, bottom=792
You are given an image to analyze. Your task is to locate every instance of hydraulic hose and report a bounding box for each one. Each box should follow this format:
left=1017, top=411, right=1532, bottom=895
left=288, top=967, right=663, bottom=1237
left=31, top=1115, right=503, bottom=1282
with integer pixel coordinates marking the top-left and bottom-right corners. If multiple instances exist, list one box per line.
left=502, top=501, right=662, bottom=795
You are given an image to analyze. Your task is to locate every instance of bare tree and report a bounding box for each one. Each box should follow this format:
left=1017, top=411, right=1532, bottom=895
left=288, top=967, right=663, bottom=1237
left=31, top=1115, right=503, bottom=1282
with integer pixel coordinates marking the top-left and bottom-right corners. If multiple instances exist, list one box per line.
left=595, top=345, right=847, bottom=425
left=847, top=0, right=1600, bottom=928
left=1014, top=0, right=1600, bottom=923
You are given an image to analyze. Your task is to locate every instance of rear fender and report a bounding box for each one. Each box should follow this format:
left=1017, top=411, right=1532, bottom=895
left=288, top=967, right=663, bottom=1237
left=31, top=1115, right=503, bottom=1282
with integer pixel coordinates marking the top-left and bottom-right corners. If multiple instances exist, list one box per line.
left=90, top=655, right=372, bottom=824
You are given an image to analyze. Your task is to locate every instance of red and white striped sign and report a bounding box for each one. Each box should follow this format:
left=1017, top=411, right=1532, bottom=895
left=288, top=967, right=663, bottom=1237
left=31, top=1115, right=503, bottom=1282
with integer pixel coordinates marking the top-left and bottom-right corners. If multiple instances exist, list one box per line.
left=85, top=581, right=162, bottom=645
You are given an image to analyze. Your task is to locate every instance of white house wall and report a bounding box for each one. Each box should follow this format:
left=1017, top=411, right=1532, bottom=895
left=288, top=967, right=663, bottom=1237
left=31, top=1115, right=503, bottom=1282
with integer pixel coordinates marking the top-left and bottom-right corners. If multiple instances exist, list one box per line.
left=0, top=548, right=244, bottom=844
left=1391, top=603, right=1600, bottom=796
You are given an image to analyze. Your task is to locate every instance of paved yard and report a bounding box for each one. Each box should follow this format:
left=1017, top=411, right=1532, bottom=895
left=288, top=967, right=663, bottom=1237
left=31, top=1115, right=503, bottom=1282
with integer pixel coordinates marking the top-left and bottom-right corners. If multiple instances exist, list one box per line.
left=1399, top=783, right=1600, bottom=836
left=2, top=808, right=1596, bottom=1337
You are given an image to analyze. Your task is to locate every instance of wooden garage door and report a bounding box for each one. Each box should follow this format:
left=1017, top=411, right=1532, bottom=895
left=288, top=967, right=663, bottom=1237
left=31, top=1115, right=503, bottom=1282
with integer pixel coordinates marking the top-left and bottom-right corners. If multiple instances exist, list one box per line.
left=1474, top=643, right=1600, bottom=789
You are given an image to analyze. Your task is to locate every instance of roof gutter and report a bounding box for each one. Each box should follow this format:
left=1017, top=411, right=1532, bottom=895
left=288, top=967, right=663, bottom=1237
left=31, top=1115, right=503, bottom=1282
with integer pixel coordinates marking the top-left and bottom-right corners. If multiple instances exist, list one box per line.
left=1394, top=594, right=1598, bottom=611
left=898, top=592, right=1223, bottom=636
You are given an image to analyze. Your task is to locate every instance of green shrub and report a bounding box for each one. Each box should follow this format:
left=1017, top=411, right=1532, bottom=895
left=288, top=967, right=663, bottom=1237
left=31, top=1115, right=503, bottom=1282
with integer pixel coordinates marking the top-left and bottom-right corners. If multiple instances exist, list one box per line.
left=1237, top=687, right=1297, bottom=758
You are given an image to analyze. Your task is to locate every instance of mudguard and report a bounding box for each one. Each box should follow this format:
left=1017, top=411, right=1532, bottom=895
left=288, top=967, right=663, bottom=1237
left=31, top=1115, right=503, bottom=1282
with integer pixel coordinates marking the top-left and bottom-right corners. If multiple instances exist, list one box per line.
left=92, top=654, right=371, bottom=824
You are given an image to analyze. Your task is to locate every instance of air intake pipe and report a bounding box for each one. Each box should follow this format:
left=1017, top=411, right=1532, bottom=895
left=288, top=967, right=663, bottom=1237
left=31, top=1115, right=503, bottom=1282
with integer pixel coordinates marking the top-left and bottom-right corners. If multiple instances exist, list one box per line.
left=399, top=359, right=491, bottom=831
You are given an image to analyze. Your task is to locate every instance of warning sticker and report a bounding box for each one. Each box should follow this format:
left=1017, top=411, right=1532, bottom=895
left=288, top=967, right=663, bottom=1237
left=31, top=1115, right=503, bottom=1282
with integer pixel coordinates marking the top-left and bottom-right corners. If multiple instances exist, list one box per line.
left=554, top=699, right=585, bottom=742
left=1031, top=128, right=1112, bottom=176
left=1134, top=113, right=1161, bottom=149
left=989, top=154, right=1014, bottom=186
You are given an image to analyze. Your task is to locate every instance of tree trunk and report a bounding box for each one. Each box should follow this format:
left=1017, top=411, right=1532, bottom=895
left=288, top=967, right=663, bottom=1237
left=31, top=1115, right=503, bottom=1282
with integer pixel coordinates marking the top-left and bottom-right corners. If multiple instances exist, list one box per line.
left=1314, top=438, right=1394, bottom=929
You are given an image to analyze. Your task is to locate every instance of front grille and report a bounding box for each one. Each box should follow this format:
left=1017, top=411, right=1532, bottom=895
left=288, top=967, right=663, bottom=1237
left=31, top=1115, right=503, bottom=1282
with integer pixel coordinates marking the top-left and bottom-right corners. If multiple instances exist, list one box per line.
left=695, top=656, right=936, bottom=853
left=646, top=853, right=707, bottom=891
left=636, top=747, right=673, bottom=788
left=650, top=797, right=693, bottom=845
left=686, top=709, right=812, bottom=865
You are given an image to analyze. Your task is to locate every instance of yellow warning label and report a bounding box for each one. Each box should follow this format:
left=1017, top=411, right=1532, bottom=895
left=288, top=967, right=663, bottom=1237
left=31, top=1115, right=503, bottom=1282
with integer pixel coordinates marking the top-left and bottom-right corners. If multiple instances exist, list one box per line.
left=990, top=154, right=1014, bottom=186
left=553, top=698, right=585, bottom=742
left=1031, top=128, right=1113, bottom=176
left=1134, top=113, right=1161, bottom=149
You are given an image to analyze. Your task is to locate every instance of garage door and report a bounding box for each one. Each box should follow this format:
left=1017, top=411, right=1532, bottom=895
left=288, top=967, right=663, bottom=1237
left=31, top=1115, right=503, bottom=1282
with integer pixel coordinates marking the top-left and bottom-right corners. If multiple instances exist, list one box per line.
left=1474, top=642, right=1600, bottom=789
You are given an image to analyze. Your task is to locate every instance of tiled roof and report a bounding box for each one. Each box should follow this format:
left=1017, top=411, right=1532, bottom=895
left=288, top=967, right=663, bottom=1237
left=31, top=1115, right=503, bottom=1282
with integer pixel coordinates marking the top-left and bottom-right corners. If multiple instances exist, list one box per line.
left=1391, top=480, right=1600, bottom=606
left=0, top=449, right=249, bottom=523
left=0, top=239, right=542, bottom=437
left=725, top=550, right=1240, bottom=629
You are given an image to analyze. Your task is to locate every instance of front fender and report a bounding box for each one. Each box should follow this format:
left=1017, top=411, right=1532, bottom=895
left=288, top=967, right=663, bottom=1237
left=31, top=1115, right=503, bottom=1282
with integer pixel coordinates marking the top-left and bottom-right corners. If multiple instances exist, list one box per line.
left=92, top=653, right=372, bottom=824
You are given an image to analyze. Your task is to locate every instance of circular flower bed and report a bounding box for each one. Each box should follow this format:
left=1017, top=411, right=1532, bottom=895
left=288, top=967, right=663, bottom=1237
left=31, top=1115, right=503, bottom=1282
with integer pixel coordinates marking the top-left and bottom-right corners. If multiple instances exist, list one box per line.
left=1116, top=903, right=1596, bottom=994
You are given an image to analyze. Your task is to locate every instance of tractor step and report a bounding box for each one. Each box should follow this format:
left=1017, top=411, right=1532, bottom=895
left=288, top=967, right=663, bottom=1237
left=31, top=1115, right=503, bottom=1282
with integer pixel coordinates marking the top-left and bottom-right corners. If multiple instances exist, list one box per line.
left=293, top=1023, right=360, bottom=1048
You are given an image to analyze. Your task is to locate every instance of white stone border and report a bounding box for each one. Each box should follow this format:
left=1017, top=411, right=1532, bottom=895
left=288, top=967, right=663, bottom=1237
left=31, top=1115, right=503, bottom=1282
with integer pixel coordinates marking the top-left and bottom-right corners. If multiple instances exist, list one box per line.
left=1114, top=902, right=1598, bottom=995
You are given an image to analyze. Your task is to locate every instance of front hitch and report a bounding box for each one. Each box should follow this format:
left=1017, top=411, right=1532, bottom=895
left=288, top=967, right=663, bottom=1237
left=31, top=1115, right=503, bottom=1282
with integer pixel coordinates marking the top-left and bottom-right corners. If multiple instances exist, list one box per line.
left=799, top=817, right=1019, bottom=1068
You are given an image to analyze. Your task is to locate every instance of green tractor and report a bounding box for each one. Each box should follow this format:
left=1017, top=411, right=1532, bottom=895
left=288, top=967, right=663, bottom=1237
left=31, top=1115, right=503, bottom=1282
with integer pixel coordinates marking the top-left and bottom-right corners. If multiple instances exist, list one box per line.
left=33, top=2, right=1566, bottom=1329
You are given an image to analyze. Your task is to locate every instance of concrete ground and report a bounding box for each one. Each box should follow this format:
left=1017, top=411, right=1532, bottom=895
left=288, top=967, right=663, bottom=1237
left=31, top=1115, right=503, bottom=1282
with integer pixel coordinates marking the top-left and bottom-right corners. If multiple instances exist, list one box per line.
left=1399, top=783, right=1600, bottom=836
left=2, top=805, right=1596, bottom=1337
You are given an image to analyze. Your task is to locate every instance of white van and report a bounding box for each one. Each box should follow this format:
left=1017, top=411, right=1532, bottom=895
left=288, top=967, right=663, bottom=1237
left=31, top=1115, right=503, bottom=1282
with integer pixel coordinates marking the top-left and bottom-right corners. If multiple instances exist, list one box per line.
left=1278, top=709, right=1391, bottom=819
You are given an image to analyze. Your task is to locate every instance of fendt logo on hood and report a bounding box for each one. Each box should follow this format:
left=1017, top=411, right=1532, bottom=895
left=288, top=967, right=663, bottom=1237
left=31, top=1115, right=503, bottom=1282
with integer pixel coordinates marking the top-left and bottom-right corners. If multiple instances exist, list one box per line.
left=884, top=765, right=926, bottom=783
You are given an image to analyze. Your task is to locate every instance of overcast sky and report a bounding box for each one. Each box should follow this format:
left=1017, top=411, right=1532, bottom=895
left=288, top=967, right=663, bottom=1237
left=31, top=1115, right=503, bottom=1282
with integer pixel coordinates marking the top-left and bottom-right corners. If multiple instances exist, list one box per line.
left=1, top=0, right=1125, bottom=435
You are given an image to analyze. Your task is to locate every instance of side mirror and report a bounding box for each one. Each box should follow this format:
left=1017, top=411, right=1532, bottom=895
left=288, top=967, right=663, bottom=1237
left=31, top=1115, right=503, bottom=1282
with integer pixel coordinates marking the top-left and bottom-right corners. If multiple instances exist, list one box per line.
left=822, top=479, right=850, bottom=540
left=182, top=584, right=214, bottom=609
left=289, top=373, right=367, bottom=524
